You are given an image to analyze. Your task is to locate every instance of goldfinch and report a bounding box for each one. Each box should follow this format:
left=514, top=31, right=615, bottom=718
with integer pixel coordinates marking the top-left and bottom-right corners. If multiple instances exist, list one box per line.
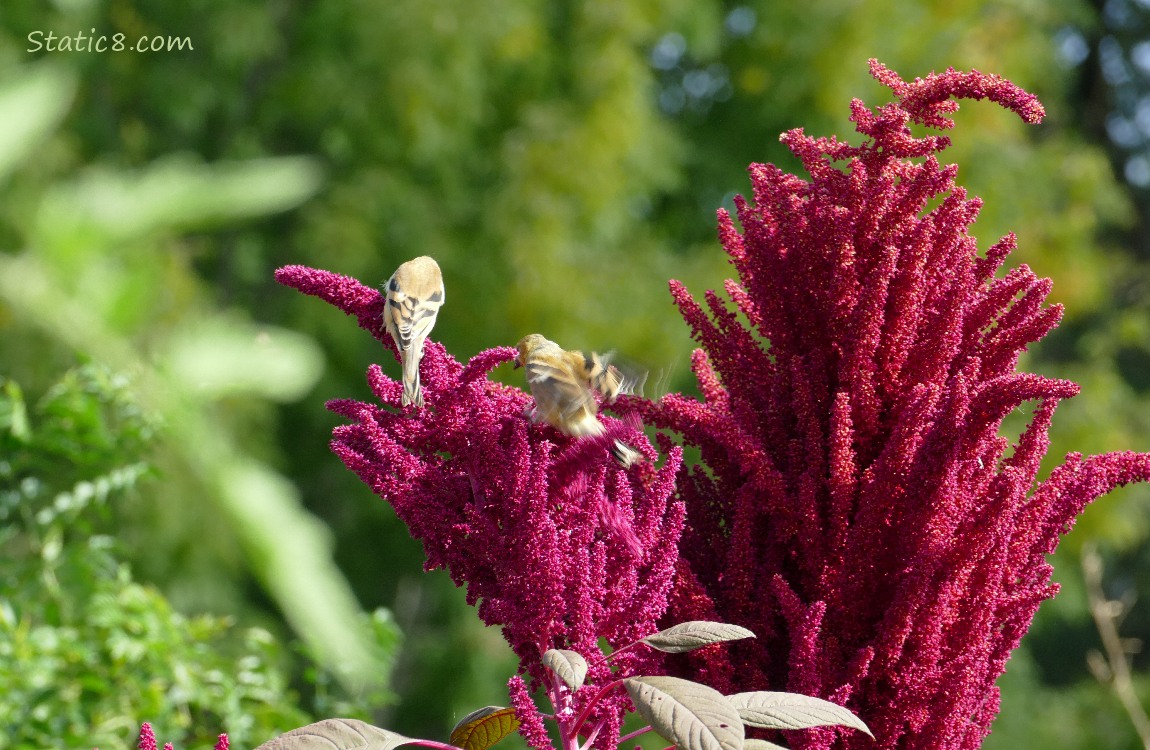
left=383, top=256, right=445, bottom=407
left=513, top=333, right=644, bottom=467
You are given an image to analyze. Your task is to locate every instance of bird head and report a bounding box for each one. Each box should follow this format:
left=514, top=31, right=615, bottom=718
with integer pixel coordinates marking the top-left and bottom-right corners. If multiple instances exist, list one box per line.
left=513, top=333, right=548, bottom=369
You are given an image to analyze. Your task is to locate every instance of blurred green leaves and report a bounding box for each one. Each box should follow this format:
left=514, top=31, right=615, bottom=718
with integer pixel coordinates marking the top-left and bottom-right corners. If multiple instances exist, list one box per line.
left=34, top=156, right=322, bottom=255
left=0, top=365, right=153, bottom=533
left=0, top=365, right=363, bottom=750
left=0, top=60, right=387, bottom=700
left=162, top=319, right=323, bottom=402
left=0, top=64, right=74, bottom=182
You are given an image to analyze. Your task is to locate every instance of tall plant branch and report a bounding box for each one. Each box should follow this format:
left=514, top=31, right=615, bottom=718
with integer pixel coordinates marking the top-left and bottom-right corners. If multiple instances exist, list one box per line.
left=1083, top=544, right=1150, bottom=750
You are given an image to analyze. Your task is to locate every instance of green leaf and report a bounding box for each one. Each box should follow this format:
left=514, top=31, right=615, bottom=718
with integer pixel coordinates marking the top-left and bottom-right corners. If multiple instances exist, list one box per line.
left=254, top=718, right=415, bottom=750
left=641, top=621, right=756, bottom=653
left=214, top=461, right=383, bottom=692
left=449, top=706, right=520, bottom=750
left=162, top=318, right=325, bottom=401
left=625, top=676, right=744, bottom=750
left=34, top=155, right=323, bottom=253
left=0, top=65, right=75, bottom=182
left=0, top=379, right=30, bottom=442
left=542, top=648, right=589, bottom=690
left=727, top=692, right=872, bottom=738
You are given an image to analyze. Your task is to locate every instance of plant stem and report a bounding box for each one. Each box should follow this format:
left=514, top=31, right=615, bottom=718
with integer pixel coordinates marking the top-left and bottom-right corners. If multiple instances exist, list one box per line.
left=406, top=740, right=468, bottom=750
left=615, top=725, right=654, bottom=745
left=600, top=640, right=642, bottom=665
left=564, top=680, right=626, bottom=746
left=545, top=672, right=581, bottom=750
left=1083, top=544, right=1150, bottom=750
left=577, top=717, right=605, bottom=750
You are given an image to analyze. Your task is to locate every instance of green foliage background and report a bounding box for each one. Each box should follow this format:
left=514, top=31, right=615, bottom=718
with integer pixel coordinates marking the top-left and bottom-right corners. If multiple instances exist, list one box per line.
left=1, top=0, right=1148, bottom=748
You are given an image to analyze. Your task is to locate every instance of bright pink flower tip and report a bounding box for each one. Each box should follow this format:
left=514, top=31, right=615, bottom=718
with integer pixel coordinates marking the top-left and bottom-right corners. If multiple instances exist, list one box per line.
left=137, top=724, right=157, bottom=750
left=275, top=264, right=389, bottom=346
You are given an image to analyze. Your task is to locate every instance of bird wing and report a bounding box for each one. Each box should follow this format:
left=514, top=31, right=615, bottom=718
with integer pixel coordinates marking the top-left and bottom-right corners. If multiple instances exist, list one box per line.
left=524, top=358, right=600, bottom=434
left=385, top=277, right=444, bottom=353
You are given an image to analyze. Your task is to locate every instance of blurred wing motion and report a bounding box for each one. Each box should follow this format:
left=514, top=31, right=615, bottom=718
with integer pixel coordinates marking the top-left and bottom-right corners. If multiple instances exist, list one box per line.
left=383, top=256, right=445, bottom=407
left=514, top=333, right=644, bottom=468
left=587, top=351, right=648, bottom=403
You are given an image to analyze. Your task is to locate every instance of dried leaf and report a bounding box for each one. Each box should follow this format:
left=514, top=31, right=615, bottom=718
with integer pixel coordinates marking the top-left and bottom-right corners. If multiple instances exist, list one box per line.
left=641, top=621, right=755, bottom=653
left=542, top=649, right=589, bottom=690
left=727, top=692, right=872, bottom=737
left=254, top=718, right=415, bottom=750
left=449, top=706, right=520, bottom=750
left=625, top=676, right=743, bottom=750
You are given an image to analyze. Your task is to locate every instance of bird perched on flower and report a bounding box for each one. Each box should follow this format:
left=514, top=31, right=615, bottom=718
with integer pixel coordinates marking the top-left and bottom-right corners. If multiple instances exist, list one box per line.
left=383, top=256, right=445, bottom=408
left=514, top=333, right=644, bottom=467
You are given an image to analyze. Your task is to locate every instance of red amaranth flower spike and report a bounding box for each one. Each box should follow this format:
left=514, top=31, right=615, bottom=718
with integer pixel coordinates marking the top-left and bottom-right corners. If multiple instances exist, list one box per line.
left=509, top=674, right=552, bottom=750
left=137, top=724, right=157, bottom=750
left=126, top=724, right=226, bottom=750
left=276, top=266, right=686, bottom=741
left=613, top=61, right=1150, bottom=749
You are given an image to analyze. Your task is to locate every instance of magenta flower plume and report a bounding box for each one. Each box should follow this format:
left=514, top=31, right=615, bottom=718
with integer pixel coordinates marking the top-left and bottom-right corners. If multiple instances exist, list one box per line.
left=275, top=266, right=685, bottom=744
left=618, top=61, right=1150, bottom=749
left=137, top=724, right=157, bottom=750
left=127, top=724, right=225, bottom=750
